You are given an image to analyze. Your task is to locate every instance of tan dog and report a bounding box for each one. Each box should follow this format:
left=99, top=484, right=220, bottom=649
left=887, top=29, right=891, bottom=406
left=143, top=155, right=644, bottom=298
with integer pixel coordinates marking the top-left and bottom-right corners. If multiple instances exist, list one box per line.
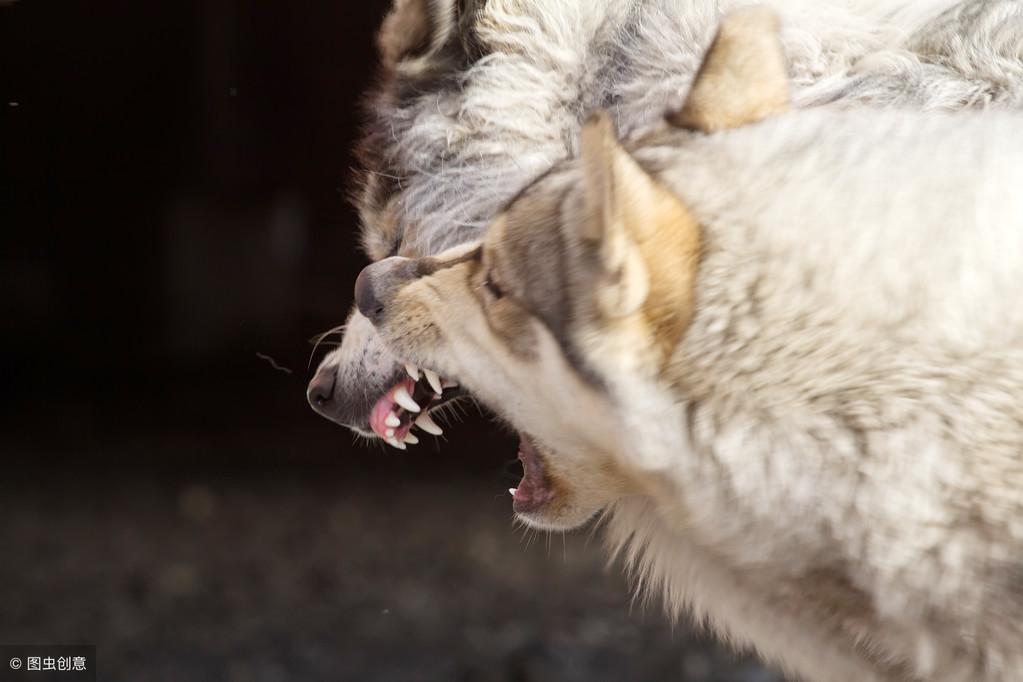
left=355, top=9, right=1023, bottom=681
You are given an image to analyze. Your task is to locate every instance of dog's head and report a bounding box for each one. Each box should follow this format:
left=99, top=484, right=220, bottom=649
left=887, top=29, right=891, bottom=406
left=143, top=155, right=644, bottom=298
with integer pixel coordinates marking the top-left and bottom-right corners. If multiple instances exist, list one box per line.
left=355, top=8, right=790, bottom=529
left=351, top=106, right=703, bottom=527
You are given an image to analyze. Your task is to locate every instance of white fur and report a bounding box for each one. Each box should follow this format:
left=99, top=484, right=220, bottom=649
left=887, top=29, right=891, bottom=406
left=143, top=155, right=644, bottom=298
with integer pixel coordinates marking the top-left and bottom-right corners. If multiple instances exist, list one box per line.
left=323, top=4, right=1023, bottom=677
left=371, top=105, right=1023, bottom=679
left=604, top=498, right=907, bottom=681
left=389, top=0, right=1023, bottom=251
left=579, top=108, right=1023, bottom=680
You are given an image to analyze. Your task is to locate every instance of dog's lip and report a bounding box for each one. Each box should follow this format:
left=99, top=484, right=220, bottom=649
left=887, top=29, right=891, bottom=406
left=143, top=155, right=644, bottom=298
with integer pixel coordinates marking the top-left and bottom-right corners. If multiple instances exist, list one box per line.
left=510, top=435, right=554, bottom=513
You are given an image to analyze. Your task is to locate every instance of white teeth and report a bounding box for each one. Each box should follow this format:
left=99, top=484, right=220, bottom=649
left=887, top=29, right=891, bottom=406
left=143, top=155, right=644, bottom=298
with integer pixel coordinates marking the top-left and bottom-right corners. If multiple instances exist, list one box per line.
left=414, top=412, right=443, bottom=436
left=385, top=428, right=395, bottom=438
left=393, top=385, right=421, bottom=412
left=423, top=368, right=443, bottom=395
left=404, top=432, right=419, bottom=445
left=385, top=413, right=400, bottom=428
left=404, top=362, right=420, bottom=381
left=441, top=379, right=458, bottom=389
left=386, top=437, right=406, bottom=450
left=509, top=488, right=518, bottom=496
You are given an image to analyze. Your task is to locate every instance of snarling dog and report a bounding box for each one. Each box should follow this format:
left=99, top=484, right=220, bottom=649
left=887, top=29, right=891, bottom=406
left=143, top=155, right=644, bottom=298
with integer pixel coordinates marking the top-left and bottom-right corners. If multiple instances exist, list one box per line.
left=355, top=9, right=1023, bottom=680
left=309, top=0, right=1023, bottom=448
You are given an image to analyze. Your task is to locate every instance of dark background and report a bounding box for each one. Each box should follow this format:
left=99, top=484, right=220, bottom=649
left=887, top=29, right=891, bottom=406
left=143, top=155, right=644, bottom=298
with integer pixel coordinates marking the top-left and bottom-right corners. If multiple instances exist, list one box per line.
left=1, top=2, right=777, bottom=680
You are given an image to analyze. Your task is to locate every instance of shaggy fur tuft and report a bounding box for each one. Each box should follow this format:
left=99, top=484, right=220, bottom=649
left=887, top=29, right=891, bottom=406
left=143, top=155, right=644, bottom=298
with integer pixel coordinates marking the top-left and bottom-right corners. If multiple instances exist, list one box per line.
left=359, top=0, right=1023, bottom=258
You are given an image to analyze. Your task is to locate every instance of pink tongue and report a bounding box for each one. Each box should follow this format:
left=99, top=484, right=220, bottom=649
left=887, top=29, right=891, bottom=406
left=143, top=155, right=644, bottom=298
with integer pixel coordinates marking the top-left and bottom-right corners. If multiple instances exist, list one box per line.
left=512, top=436, right=552, bottom=513
left=369, top=378, right=415, bottom=441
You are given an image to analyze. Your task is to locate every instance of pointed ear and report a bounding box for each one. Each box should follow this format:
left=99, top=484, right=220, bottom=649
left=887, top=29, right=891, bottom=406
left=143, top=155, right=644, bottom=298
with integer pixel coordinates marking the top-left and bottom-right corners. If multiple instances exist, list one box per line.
left=579, top=111, right=651, bottom=319
left=378, top=0, right=487, bottom=71
left=578, top=113, right=701, bottom=355
left=669, top=7, right=789, bottom=132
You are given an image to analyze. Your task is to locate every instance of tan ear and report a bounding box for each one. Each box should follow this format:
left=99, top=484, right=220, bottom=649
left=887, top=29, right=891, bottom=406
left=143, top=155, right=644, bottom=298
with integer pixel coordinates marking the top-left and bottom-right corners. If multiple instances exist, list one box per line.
left=670, top=7, right=789, bottom=132
left=579, top=112, right=701, bottom=357
left=378, top=0, right=487, bottom=70
left=580, top=111, right=650, bottom=319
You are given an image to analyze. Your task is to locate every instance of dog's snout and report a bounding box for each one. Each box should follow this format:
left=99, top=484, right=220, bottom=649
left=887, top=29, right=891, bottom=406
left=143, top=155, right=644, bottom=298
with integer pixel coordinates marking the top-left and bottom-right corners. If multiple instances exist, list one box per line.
left=306, top=365, right=338, bottom=415
left=354, top=266, right=383, bottom=322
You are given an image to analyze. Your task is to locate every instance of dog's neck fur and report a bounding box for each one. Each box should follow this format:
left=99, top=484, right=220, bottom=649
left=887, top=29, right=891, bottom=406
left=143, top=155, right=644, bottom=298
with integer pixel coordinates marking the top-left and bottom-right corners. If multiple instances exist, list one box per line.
left=604, top=496, right=930, bottom=681
left=586, top=106, right=1023, bottom=680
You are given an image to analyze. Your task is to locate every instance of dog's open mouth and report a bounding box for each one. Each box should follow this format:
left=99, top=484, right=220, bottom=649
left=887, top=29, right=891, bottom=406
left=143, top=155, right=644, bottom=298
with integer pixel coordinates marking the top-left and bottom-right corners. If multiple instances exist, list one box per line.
left=509, top=435, right=553, bottom=513
left=369, top=363, right=460, bottom=449
left=370, top=366, right=552, bottom=515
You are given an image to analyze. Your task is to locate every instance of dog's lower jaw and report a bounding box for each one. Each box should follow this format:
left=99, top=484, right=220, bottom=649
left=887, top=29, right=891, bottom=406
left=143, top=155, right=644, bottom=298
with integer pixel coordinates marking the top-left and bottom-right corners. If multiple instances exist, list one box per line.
left=514, top=505, right=603, bottom=533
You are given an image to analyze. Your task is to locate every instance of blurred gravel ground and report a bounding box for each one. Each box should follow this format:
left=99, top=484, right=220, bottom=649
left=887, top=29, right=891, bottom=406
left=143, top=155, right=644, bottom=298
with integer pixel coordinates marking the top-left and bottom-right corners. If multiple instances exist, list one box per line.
left=0, top=469, right=785, bottom=682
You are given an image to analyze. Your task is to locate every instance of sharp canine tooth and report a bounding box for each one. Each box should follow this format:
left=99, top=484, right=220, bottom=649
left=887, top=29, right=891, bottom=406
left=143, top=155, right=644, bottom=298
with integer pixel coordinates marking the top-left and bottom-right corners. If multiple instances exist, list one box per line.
left=509, top=488, right=517, bottom=496
left=404, top=363, right=420, bottom=381
left=404, top=432, right=419, bottom=445
left=415, top=412, right=443, bottom=435
left=385, top=428, right=395, bottom=438
left=385, top=413, right=400, bottom=428
left=386, top=437, right=406, bottom=450
left=393, top=386, right=421, bottom=412
left=424, top=369, right=443, bottom=395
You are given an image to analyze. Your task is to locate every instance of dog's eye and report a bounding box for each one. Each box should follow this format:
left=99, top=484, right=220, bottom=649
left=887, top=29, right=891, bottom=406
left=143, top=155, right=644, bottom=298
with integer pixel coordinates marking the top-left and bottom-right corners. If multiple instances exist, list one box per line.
left=483, top=274, right=504, bottom=300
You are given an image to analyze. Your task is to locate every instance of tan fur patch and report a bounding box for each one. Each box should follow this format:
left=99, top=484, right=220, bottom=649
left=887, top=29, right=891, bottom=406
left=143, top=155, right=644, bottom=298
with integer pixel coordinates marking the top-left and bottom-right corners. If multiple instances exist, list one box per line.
left=478, top=217, right=540, bottom=360
left=366, top=197, right=403, bottom=260
left=377, top=0, right=435, bottom=67
left=632, top=185, right=701, bottom=364
left=580, top=112, right=702, bottom=364
left=670, top=7, right=790, bottom=133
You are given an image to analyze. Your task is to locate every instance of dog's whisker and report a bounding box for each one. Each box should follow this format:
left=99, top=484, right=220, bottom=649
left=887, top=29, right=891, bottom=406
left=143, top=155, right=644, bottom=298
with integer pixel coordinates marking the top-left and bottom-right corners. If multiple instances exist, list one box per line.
left=307, top=324, right=348, bottom=369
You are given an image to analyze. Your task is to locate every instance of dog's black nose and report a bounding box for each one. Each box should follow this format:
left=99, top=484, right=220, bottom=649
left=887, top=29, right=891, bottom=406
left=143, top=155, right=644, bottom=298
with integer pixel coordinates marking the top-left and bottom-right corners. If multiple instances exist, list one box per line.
left=354, top=265, right=384, bottom=322
left=306, top=365, right=338, bottom=415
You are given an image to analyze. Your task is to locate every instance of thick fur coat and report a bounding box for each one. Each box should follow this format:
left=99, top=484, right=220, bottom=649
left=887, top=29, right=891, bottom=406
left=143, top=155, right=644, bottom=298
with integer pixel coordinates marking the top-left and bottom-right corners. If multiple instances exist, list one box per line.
left=614, top=107, right=1023, bottom=681
left=363, top=0, right=1023, bottom=251
left=350, top=9, right=1023, bottom=678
